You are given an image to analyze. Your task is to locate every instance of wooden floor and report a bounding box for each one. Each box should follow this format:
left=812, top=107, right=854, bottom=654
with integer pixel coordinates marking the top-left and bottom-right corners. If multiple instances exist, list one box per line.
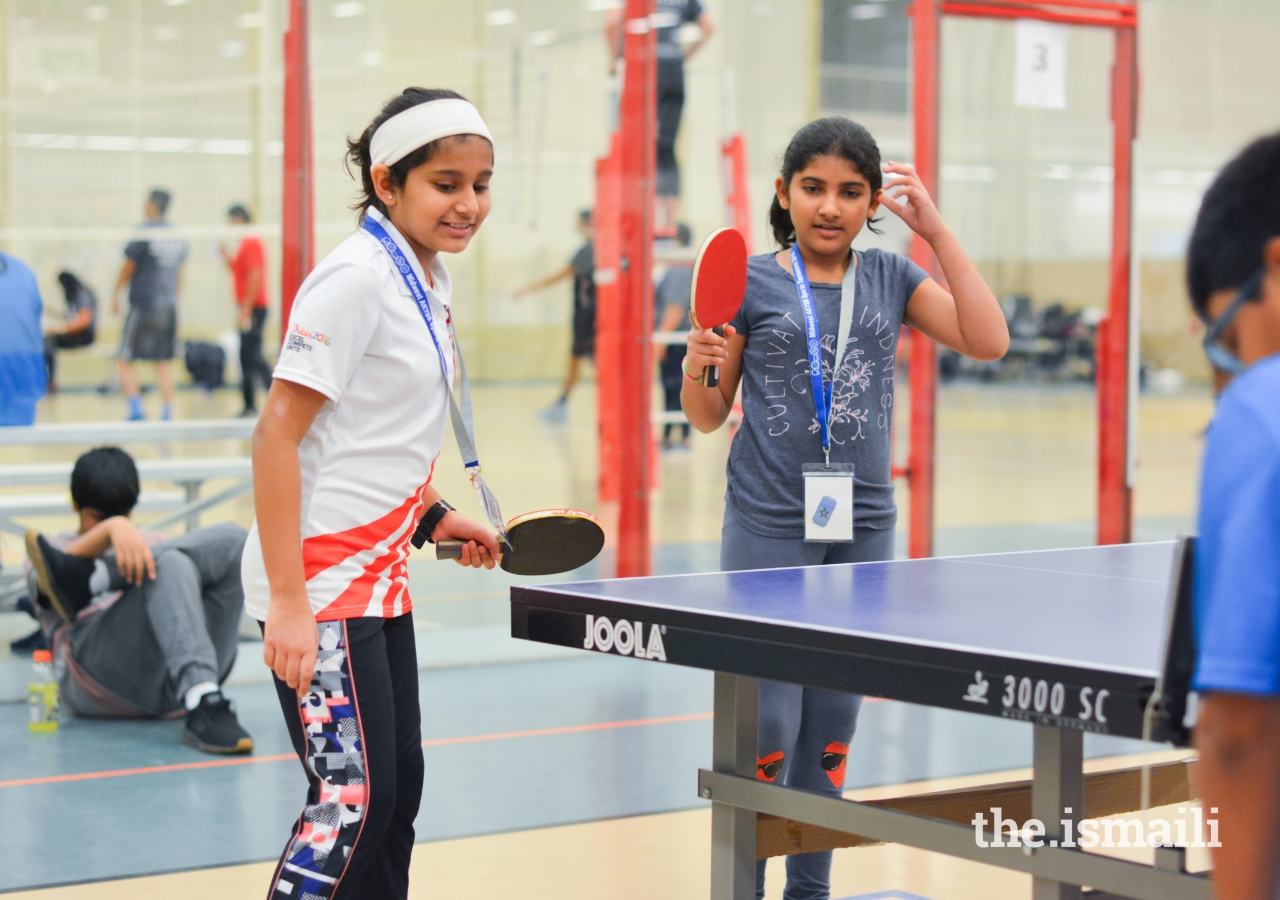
left=1, top=375, right=1215, bottom=899
left=9, top=750, right=1204, bottom=900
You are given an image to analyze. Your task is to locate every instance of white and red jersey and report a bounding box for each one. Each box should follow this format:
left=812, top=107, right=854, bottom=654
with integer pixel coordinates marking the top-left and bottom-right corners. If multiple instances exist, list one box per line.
left=241, top=208, right=454, bottom=622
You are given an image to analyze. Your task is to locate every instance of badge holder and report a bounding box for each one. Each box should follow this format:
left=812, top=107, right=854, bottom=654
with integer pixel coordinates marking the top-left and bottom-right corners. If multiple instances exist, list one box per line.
left=803, top=463, right=855, bottom=543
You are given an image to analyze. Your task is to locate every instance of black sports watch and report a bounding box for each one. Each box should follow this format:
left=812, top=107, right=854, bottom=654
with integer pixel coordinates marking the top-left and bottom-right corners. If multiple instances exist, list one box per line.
left=412, top=499, right=455, bottom=549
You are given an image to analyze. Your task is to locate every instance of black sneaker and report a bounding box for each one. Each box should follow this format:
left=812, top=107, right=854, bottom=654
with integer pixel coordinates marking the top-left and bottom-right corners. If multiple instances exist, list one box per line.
left=25, top=531, right=95, bottom=625
left=183, top=692, right=254, bottom=755
left=9, top=628, right=49, bottom=655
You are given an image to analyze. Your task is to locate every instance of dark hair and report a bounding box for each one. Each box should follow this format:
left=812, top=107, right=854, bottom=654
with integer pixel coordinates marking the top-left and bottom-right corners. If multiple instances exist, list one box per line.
left=70, top=447, right=140, bottom=519
left=1187, top=132, right=1280, bottom=318
left=57, top=270, right=84, bottom=301
left=345, top=87, right=490, bottom=221
left=675, top=222, right=692, bottom=248
left=578, top=208, right=592, bottom=225
left=227, top=204, right=251, bottom=223
left=148, top=189, right=171, bottom=216
left=769, top=117, right=883, bottom=248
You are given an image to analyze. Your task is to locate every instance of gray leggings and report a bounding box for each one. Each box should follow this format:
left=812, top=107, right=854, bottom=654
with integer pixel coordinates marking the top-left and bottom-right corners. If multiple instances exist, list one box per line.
left=720, top=504, right=896, bottom=900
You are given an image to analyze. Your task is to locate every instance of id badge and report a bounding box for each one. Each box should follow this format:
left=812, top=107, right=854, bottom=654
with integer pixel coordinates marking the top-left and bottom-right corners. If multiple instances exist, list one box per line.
left=803, top=463, right=855, bottom=543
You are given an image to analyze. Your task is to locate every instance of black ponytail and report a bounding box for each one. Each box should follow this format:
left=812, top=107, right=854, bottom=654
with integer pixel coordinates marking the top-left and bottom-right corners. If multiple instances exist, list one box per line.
left=345, top=87, right=488, bottom=222
left=769, top=117, right=884, bottom=248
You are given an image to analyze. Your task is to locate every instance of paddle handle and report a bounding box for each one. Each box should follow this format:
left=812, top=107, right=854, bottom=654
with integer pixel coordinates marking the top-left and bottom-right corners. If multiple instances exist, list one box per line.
left=703, top=325, right=724, bottom=388
left=435, top=540, right=464, bottom=560
left=435, top=538, right=512, bottom=561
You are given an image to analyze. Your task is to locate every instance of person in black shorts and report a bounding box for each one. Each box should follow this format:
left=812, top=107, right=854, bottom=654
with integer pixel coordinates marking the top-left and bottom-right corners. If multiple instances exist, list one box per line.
left=605, top=0, right=714, bottom=236
left=514, top=209, right=596, bottom=422
left=655, top=223, right=694, bottom=449
left=113, top=188, right=188, bottom=421
left=43, top=271, right=97, bottom=392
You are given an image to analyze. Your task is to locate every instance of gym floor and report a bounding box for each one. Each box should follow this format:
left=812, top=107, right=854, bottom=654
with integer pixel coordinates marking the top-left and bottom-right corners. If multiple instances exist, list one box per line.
left=0, top=371, right=1212, bottom=899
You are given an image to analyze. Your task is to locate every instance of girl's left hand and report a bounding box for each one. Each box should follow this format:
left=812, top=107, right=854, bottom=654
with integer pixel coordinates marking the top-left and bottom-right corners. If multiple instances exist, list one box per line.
left=878, top=162, right=947, bottom=243
left=432, top=510, right=502, bottom=569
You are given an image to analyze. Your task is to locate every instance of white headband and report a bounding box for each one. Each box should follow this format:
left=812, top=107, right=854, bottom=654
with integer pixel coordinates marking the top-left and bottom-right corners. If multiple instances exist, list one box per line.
left=369, top=98, right=493, bottom=168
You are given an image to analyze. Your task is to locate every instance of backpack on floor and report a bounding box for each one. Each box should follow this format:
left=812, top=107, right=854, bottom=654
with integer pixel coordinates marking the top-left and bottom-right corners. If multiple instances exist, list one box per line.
left=183, top=340, right=226, bottom=391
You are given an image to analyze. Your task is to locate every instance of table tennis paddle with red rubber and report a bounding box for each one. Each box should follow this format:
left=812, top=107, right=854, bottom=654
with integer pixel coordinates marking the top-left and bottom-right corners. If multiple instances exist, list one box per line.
left=688, top=227, right=749, bottom=388
left=435, top=508, right=605, bottom=576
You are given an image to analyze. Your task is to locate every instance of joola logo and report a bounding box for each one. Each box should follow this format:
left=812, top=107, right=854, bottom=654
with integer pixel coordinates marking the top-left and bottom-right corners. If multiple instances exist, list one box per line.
left=583, top=615, right=667, bottom=662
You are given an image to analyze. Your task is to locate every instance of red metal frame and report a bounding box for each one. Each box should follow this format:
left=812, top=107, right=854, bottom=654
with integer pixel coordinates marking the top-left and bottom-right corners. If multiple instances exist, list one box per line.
left=906, top=0, right=1138, bottom=555
left=280, top=0, right=314, bottom=334
left=907, top=0, right=942, bottom=560
left=613, top=0, right=657, bottom=577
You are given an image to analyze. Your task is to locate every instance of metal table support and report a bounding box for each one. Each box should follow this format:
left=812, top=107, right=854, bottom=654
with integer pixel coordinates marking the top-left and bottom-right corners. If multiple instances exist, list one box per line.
left=699, top=684, right=1208, bottom=900
left=1034, top=725, right=1084, bottom=900
left=709, top=672, right=758, bottom=900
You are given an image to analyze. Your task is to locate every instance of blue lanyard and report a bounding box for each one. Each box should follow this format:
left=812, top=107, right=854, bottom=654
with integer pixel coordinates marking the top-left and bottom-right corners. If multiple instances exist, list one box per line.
left=790, top=245, right=833, bottom=460
left=361, top=216, right=453, bottom=400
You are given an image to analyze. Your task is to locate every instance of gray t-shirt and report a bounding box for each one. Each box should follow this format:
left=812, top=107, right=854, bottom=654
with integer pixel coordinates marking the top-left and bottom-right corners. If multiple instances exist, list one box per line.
left=653, top=0, right=703, bottom=59
left=726, top=250, right=929, bottom=537
left=124, top=221, right=188, bottom=312
left=655, top=264, right=692, bottom=329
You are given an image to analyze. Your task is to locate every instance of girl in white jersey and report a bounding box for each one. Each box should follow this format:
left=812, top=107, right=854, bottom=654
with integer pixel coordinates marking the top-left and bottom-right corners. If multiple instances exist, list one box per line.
left=243, top=88, right=502, bottom=900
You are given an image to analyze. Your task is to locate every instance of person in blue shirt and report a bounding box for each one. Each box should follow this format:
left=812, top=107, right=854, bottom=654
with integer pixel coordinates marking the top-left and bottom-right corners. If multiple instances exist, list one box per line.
left=0, top=251, right=47, bottom=426
left=1188, top=131, right=1280, bottom=900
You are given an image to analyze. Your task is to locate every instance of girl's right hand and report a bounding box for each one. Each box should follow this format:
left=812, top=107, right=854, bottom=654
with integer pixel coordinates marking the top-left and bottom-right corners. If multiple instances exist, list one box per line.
left=263, top=594, right=320, bottom=699
left=684, top=324, right=737, bottom=375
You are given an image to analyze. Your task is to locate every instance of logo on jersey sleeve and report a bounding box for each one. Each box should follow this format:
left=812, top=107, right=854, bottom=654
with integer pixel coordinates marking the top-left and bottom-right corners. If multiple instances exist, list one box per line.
left=286, top=324, right=333, bottom=353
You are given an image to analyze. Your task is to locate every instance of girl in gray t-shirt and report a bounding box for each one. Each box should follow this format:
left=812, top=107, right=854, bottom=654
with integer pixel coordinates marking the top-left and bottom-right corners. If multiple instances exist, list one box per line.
left=682, top=117, right=1009, bottom=900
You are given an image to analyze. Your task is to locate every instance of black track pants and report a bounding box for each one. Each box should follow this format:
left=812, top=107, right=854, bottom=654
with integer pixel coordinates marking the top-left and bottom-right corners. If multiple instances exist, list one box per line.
left=266, top=613, right=423, bottom=900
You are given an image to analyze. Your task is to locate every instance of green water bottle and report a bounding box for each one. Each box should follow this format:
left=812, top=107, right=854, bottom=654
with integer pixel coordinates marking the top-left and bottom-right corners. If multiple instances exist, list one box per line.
left=28, top=649, right=58, bottom=734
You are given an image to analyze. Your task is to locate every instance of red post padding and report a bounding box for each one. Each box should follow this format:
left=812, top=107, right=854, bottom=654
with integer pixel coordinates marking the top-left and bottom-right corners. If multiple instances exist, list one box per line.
left=280, top=0, right=314, bottom=337
left=614, top=0, right=657, bottom=578
left=595, top=136, right=623, bottom=505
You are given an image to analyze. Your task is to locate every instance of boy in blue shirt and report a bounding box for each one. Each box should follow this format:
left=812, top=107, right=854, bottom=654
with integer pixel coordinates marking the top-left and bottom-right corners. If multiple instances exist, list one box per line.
left=0, top=251, right=47, bottom=425
left=1189, top=132, right=1280, bottom=900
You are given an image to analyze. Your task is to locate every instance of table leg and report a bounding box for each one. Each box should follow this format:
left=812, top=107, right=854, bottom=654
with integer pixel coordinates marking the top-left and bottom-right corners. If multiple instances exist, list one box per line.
left=710, top=672, right=758, bottom=900
left=1032, top=725, right=1084, bottom=900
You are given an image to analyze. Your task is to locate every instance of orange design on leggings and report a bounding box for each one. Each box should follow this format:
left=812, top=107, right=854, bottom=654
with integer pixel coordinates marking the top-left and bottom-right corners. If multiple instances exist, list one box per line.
left=821, top=742, right=848, bottom=788
left=757, top=751, right=785, bottom=782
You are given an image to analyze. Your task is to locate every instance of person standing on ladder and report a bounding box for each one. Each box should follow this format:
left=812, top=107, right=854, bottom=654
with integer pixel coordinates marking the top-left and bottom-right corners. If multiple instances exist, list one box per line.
left=605, top=0, right=714, bottom=237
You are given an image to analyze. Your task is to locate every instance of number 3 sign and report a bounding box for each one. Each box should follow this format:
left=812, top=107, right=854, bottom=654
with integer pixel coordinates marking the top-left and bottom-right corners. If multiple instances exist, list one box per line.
left=1014, top=19, right=1068, bottom=110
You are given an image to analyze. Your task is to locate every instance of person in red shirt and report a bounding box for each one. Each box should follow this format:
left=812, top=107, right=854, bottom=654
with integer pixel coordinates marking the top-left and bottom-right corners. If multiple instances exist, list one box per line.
left=221, top=205, right=272, bottom=416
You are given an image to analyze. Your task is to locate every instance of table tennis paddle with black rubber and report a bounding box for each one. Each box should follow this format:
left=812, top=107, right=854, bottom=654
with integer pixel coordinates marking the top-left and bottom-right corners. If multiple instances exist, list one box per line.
left=435, top=508, right=605, bottom=576
left=688, top=227, right=749, bottom=388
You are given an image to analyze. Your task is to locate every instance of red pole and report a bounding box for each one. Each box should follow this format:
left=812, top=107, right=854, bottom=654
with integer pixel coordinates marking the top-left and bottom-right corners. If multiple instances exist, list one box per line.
left=614, top=0, right=656, bottom=578
left=1097, top=25, right=1137, bottom=545
left=595, top=136, right=623, bottom=504
left=280, top=0, right=314, bottom=334
left=721, top=134, right=753, bottom=253
left=907, top=0, right=941, bottom=559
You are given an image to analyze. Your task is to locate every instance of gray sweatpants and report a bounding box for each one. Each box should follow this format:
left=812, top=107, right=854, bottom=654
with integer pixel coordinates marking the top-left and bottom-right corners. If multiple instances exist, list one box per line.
left=60, top=522, right=248, bottom=718
left=720, top=504, right=896, bottom=900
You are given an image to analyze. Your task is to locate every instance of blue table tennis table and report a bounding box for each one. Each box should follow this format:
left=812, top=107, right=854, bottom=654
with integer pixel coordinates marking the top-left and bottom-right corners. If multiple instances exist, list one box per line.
left=511, top=540, right=1202, bottom=900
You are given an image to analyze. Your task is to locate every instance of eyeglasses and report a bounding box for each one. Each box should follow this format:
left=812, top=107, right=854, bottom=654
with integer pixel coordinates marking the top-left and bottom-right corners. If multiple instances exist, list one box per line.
left=1202, top=267, right=1265, bottom=375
